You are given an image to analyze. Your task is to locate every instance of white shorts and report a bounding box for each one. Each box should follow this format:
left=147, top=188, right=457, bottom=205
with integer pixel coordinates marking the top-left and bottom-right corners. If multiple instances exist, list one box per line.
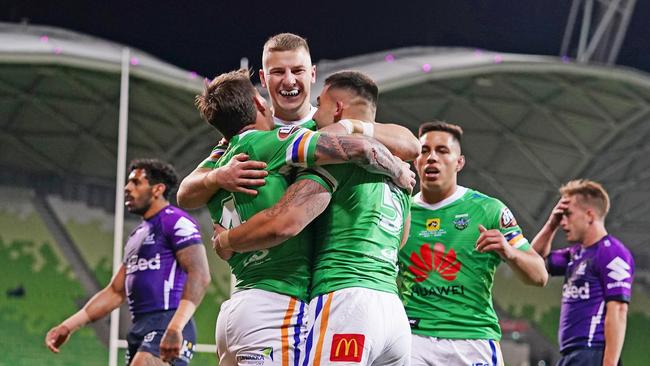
left=303, top=287, right=411, bottom=366
left=216, top=289, right=309, bottom=366
left=410, top=334, right=504, bottom=366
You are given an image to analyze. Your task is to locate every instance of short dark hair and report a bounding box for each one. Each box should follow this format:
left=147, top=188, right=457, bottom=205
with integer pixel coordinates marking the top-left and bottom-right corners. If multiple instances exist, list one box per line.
left=128, top=159, right=178, bottom=200
left=418, top=121, right=463, bottom=144
left=195, top=69, right=257, bottom=140
left=324, top=71, right=378, bottom=107
left=263, top=33, right=310, bottom=53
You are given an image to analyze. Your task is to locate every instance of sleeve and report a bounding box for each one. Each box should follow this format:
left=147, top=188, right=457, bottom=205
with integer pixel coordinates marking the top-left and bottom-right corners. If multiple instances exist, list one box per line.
left=197, top=140, right=229, bottom=169
left=164, top=213, right=204, bottom=252
left=284, top=128, right=321, bottom=168
left=546, top=247, right=571, bottom=276
left=295, top=167, right=337, bottom=194
left=490, top=201, right=531, bottom=251
left=597, top=241, right=634, bottom=303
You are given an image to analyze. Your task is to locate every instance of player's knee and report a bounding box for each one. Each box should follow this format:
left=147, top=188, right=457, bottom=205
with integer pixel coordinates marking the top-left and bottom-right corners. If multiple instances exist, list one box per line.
left=131, top=351, right=168, bottom=366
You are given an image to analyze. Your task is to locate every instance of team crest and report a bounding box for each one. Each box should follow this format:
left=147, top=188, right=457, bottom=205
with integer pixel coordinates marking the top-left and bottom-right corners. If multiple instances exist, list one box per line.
left=426, top=218, right=441, bottom=231
left=500, top=207, right=517, bottom=228
left=277, top=125, right=300, bottom=140
left=453, top=214, right=470, bottom=230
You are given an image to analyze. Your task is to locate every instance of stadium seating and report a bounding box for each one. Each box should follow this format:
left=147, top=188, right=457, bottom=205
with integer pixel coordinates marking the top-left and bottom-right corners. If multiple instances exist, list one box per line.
left=1, top=187, right=230, bottom=364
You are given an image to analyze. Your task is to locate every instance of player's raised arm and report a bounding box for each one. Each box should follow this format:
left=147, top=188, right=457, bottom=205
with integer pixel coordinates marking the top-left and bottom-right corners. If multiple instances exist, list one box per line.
left=177, top=153, right=268, bottom=209
left=531, top=197, right=570, bottom=258
left=321, top=119, right=419, bottom=162
left=313, top=132, right=415, bottom=193
left=215, top=178, right=332, bottom=253
left=45, top=265, right=127, bottom=353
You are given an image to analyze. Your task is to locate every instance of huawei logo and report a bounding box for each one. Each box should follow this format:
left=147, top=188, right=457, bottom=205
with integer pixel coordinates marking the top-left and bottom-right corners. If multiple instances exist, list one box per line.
left=408, top=243, right=461, bottom=282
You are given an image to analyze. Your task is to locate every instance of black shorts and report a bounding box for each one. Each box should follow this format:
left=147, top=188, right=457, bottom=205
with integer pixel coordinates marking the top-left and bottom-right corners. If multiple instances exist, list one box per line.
left=126, top=310, right=196, bottom=365
left=557, top=347, right=621, bottom=366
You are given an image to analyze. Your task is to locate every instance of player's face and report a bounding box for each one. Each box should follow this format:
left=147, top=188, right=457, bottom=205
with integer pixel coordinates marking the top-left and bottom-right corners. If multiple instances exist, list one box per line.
left=260, top=48, right=315, bottom=120
left=415, top=131, right=464, bottom=194
left=124, top=169, right=155, bottom=216
left=559, top=195, right=590, bottom=243
left=313, top=86, right=339, bottom=128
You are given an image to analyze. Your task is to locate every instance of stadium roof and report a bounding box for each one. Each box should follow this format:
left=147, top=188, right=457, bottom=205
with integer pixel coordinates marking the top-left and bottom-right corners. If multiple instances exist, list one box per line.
left=2, top=23, right=649, bottom=264
left=0, top=22, right=218, bottom=185
left=316, top=47, right=650, bottom=264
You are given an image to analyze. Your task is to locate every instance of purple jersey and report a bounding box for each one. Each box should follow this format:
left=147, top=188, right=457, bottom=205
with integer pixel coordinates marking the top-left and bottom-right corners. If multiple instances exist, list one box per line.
left=123, top=205, right=203, bottom=317
left=547, top=235, right=634, bottom=351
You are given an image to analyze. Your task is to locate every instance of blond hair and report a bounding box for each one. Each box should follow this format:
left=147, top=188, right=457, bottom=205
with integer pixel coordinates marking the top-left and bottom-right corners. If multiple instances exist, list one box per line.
left=263, top=33, right=310, bottom=53
left=560, top=179, right=610, bottom=218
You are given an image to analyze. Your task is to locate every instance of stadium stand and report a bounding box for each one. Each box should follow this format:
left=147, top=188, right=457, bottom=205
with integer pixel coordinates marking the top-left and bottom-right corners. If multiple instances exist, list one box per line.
left=0, top=186, right=107, bottom=365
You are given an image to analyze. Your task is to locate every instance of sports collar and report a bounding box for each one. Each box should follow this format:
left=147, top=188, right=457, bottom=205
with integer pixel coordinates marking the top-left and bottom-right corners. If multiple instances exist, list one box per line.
left=413, top=186, right=468, bottom=210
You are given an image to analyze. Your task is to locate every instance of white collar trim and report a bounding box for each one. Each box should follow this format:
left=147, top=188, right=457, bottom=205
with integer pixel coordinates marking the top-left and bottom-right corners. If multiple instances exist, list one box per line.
left=413, top=186, right=468, bottom=210
left=273, top=105, right=317, bottom=126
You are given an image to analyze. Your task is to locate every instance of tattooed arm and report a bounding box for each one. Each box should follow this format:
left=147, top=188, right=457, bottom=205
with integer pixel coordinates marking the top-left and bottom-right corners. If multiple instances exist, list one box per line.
left=314, top=133, right=415, bottom=193
left=214, top=179, right=332, bottom=253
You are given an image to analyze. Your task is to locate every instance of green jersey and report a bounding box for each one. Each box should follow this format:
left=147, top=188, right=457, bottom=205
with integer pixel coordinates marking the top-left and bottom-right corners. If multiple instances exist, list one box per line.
left=205, top=126, right=329, bottom=301
left=398, top=187, right=531, bottom=340
left=310, top=164, right=411, bottom=298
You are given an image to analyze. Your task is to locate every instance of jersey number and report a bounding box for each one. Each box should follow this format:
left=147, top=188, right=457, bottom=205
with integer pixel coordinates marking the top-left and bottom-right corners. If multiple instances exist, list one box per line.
left=379, top=182, right=404, bottom=235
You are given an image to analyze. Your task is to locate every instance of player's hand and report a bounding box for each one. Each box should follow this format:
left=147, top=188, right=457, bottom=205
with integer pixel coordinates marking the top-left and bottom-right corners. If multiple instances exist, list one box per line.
left=393, top=160, right=416, bottom=194
left=475, top=224, right=515, bottom=260
left=45, top=324, right=71, bottom=353
left=160, top=327, right=182, bottom=363
left=206, top=153, right=267, bottom=196
left=547, top=197, right=570, bottom=230
left=212, top=223, right=233, bottom=261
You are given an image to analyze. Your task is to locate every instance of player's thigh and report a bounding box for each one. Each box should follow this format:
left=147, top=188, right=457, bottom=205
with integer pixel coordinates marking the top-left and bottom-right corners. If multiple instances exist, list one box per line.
left=446, top=338, right=503, bottom=366
left=131, top=351, right=168, bottom=366
left=219, top=289, right=307, bottom=366
left=306, top=288, right=395, bottom=365
left=409, top=334, right=440, bottom=366
left=372, top=293, right=411, bottom=366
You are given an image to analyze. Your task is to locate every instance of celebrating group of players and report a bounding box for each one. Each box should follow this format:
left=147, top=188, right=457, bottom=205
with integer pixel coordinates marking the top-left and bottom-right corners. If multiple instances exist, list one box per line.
left=45, top=33, right=635, bottom=366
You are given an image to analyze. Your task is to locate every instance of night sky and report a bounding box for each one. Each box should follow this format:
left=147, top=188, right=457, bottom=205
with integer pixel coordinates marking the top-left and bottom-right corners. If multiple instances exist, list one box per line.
left=3, top=0, right=650, bottom=77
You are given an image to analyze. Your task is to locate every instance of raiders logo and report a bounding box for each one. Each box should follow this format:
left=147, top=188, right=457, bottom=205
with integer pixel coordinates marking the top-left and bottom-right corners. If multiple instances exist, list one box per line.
left=277, top=125, right=301, bottom=140
left=500, top=207, right=517, bottom=228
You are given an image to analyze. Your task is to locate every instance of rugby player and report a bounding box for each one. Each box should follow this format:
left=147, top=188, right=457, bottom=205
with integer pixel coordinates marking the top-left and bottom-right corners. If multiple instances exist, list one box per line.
left=195, top=69, right=413, bottom=366
left=177, top=32, right=418, bottom=208
left=213, top=71, right=417, bottom=365
left=398, top=122, right=548, bottom=365
left=45, top=159, right=210, bottom=365
left=531, top=179, right=634, bottom=366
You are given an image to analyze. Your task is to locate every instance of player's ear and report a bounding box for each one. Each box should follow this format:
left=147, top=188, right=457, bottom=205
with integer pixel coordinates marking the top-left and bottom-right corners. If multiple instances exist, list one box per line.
left=259, top=69, right=267, bottom=88
left=253, top=95, right=267, bottom=114
left=334, top=101, right=344, bottom=119
left=311, top=65, right=317, bottom=83
left=456, top=155, right=466, bottom=172
left=152, top=183, right=166, bottom=199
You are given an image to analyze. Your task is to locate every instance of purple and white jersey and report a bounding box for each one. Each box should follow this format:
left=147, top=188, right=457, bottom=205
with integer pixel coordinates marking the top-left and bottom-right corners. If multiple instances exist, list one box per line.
left=547, top=235, right=634, bottom=352
left=123, top=205, right=203, bottom=317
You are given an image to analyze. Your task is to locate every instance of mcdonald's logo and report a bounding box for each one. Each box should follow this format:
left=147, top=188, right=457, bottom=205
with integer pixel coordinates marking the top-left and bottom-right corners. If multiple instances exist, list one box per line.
left=330, top=333, right=365, bottom=362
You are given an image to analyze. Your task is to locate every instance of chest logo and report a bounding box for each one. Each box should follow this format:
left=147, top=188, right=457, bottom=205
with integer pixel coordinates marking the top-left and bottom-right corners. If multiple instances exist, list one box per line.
left=408, top=243, right=461, bottom=282
left=453, top=214, right=470, bottom=230
left=426, top=218, right=441, bottom=231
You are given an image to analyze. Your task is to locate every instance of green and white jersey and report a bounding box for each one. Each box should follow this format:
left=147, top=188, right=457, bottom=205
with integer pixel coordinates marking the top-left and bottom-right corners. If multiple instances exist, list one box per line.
left=310, top=164, right=411, bottom=298
left=398, top=186, right=531, bottom=340
left=206, top=126, right=331, bottom=302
